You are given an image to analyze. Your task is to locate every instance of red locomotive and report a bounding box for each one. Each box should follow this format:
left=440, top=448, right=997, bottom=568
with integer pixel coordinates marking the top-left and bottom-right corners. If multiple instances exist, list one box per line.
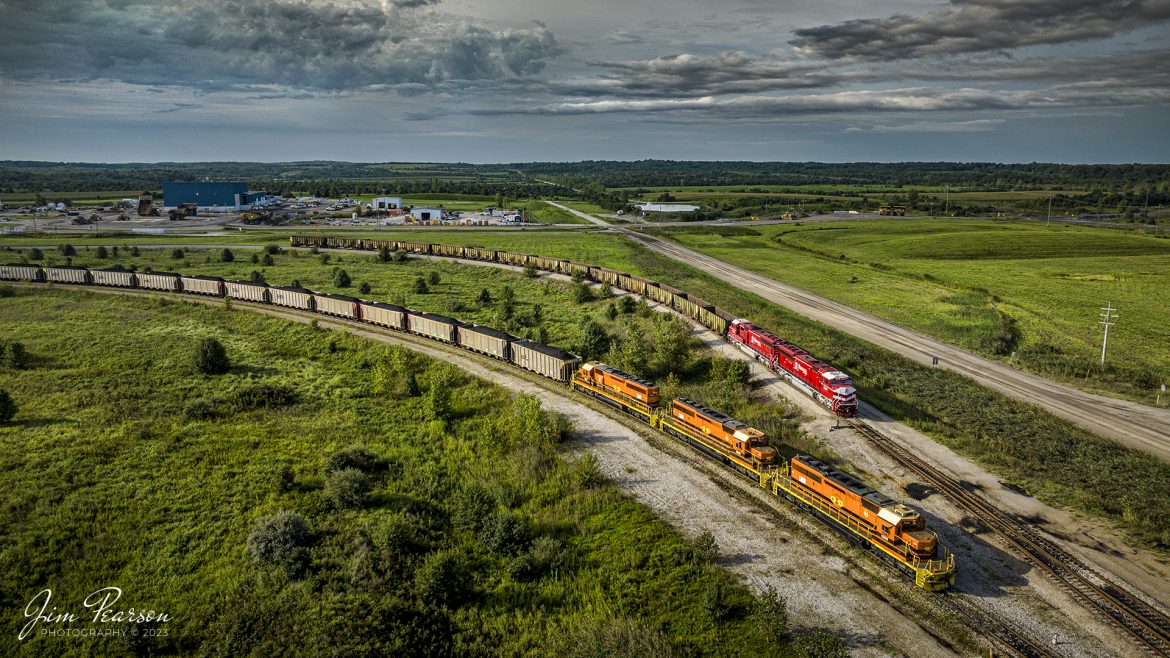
left=728, top=319, right=857, bottom=417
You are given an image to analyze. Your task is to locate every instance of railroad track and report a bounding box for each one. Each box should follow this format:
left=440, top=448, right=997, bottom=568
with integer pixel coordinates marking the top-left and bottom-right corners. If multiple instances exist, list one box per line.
left=848, top=419, right=1170, bottom=656
left=938, top=592, right=1061, bottom=658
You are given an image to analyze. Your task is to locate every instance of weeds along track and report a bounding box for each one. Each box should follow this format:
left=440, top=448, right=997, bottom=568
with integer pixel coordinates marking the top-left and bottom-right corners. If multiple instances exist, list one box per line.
left=847, top=419, right=1170, bottom=656
left=936, top=593, right=1060, bottom=658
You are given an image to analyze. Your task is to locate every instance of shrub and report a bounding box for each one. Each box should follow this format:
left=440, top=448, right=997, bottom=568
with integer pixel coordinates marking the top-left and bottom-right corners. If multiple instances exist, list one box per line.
left=426, top=367, right=452, bottom=421
left=182, top=398, right=220, bottom=420
left=523, top=262, right=537, bottom=278
left=325, top=445, right=384, bottom=476
left=319, top=253, right=330, bottom=265
left=59, top=244, right=76, bottom=256
left=692, top=530, right=719, bottom=564
left=171, top=248, right=184, bottom=259
left=263, top=244, right=281, bottom=255
left=605, top=303, right=618, bottom=321
left=578, top=321, right=610, bottom=360
left=250, top=253, right=259, bottom=264
left=232, top=383, right=297, bottom=411
left=95, top=246, right=108, bottom=259
left=0, top=390, right=16, bottom=423
left=359, top=281, right=371, bottom=294
left=0, top=286, right=15, bottom=298
left=573, top=452, right=604, bottom=489
left=248, top=270, right=265, bottom=283
left=752, top=586, right=789, bottom=644
left=702, top=580, right=725, bottom=624
left=220, top=248, right=234, bottom=262
left=452, top=483, right=496, bottom=532
left=193, top=337, right=230, bottom=375
left=598, top=283, right=612, bottom=298
left=246, top=511, right=311, bottom=576
left=479, top=511, right=530, bottom=556
left=572, top=282, right=593, bottom=304
left=794, top=630, right=848, bottom=658
left=377, top=246, right=390, bottom=263
left=414, top=549, right=469, bottom=604
left=261, top=254, right=274, bottom=266
left=427, top=271, right=440, bottom=285
left=412, top=277, right=429, bottom=294
left=619, top=295, right=637, bottom=314
left=325, top=468, right=371, bottom=510
left=571, top=270, right=587, bottom=283
left=2, top=341, right=29, bottom=369
left=130, top=246, right=140, bottom=257
left=551, top=618, right=679, bottom=658
left=28, top=248, right=43, bottom=261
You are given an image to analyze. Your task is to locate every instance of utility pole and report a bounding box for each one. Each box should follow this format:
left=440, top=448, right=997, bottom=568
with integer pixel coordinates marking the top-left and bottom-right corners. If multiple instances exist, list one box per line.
left=944, top=185, right=949, bottom=216
left=1099, top=303, right=1118, bottom=365
left=1047, top=196, right=1053, bottom=227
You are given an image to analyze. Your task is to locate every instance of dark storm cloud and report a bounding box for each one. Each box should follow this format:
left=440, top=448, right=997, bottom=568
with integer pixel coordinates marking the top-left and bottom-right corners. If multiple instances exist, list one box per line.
left=790, top=0, right=1170, bottom=61
left=0, top=0, right=562, bottom=90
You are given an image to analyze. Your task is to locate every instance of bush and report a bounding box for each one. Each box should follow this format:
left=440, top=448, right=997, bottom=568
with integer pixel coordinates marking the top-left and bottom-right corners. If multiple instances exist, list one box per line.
left=598, top=283, right=612, bottom=299
left=59, top=244, right=76, bottom=256
left=452, top=483, right=496, bottom=532
left=333, top=269, right=351, bottom=288
left=319, top=253, right=330, bottom=265
left=220, top=248, right=234, bottom=262
left=573, top=452, right=604, bottom=489
left=377, top=246, right=390, bottom=263
left=479, top=511, right=530, bottom=556
left=794, top=630, right=848, bottom=658
left=261, top=254, right=274, bottom=267
left=250, top=253, right=259, bottom=264
left=246, top=511, right=312, bottom=575
left=2, top=341, right=29, bottom=369
left=619, top=295, right=637, bottom=314
left=248, top=270, right=265, bottom=283
left=752, top=586, right=789, bottom=644
left=572, top=282, right=593, bottom=304
left=325, top=468, right=371, bottom=510
left=263, top=244, right=281, bottom=255
left=182, top=398, right=220, bottom=420
left=0, top=390, right=16, bottom=423
left=28, top=248, right=43, bottom=261
left=605, top=303, right=618, bottom=321
left=171, top=248, right=185, bottom=259
left=551, top=618, right=679, bottom=658
left=412, top=277, right=429, bottom=294
left=523, top=262, right=537, bottom=278
left=692, top=530, right=719, bottom=564
left=232, top=383, right=297, bottom=411
left=95, top=246, right=108, bottom=259
left=193, top=337, right=230, bottom=375
left=702, top=580, right=725, bottom=624
left=427, top=271, right=440, bottom=285
left=359, top=281, right=371, bottom=294
left=426, top=367, right=452, bottom=421
left=325, top=445, right=384, bottom=476
left=414, top=549, right=469, bottom=604
left=578, top=321, right=610, bottom=360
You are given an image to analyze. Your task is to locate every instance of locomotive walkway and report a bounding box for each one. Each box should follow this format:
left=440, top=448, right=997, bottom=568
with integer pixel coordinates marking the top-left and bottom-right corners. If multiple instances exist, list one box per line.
left=544, top=201, right=1170, bottom=463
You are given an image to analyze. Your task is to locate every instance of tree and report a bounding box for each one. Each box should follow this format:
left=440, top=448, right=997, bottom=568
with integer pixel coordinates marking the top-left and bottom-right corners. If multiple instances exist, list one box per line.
left=220, top=248, right=235, bottom=263
left=619, top=295, right=637, bottom=314
left=377, top=246, right=391, bottom=263
left=650, top=317, right=690, bottom=376
left=572, top=282, right=593, bottom=304
left=246, top=511, right=312, bottom=576
left=2, top=341, right=29, bottom=369
left=501, top=286, right=515, bottom=303
left=752, top=586, right=790, bottom=644
left=193, top=337, right=230, bottom=375
left=263, top=244, right=281, bottom=255
left=579, top=321, right=611, bottom=360
left=171, top=248, right=184, bottom=259
left=426, top=367, right=452, bottom=421
left=413, top=277, right=429, bottom=294
left=248, top=270, right=265, bottom=283
left=692, top=530, right=719, bottom=564
left=476, top=288, right=493, bottom=307
left=250, top=253, right=259, bottom=264
left=95, top=246, right=108, bottom=259
left=428, top=271, right=440, bottom=285
left=702, top=580, right=725, bottom=624
left=0, top=390, right=16, bottom=422
left=605, top=303, right=618, bottom=322
left=28, top=248, right=43, bottom=261
left=261, top=253, right=274, bottom=266
left=334, top=269, right=352, bottom=288
left=59, top=244, right=76, bottom=256
left=325, top=468, right=371, bottom=510
left=359, top=281, right=371, bottom=294
left=523, top=262, right=537, bottom=278
left=598, top=283, right=612, bottom=299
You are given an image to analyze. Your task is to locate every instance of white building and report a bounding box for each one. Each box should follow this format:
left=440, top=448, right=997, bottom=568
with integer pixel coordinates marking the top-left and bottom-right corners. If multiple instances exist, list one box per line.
left=636, top=202, right=699, bottom=213
left=411, top=207, right=443, bottom=221
left=372, top=196, right=403, bottom=210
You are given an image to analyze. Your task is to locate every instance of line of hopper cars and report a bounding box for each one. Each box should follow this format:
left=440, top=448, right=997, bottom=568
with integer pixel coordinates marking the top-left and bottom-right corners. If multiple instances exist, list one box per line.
left=0, top=263, right=579, bottom=382
left=288, top=235, right=858, bottom=417
left=571, top=360, right=955, bottom=590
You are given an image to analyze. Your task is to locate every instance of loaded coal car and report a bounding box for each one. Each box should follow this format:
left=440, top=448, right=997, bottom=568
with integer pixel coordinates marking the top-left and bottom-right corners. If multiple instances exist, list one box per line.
left=407, top=310, right=458, bottom=343
left=270, top=285, right=314, bottom=310
left=510, top=340, right=578, bottom=382
left=357, top=300, right=406, bottom=329
left=312, top=293, right=360, bottom=319
left=0, top=264, right=45, bottom=281
left=44, top=265, right=91, bottom=284
left=179, top=274, right=225, bottom=297
left=457, top=324, right=514, bottom=360
left=137, top=271, right=181, bottom=292
left=225, top=280, right=269, bottom=303
left=91, top=268, right=136, bottom=288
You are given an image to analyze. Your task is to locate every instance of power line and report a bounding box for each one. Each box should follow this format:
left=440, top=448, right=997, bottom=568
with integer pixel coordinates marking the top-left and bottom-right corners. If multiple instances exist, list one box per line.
left=1099, top=303, right=1118, bottom=365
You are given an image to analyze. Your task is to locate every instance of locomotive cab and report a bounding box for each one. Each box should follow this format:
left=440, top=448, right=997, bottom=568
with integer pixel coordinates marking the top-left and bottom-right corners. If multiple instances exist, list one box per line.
left=881, top=504, right=938, bottom=558
left=736, top=427, right=777, bottom=465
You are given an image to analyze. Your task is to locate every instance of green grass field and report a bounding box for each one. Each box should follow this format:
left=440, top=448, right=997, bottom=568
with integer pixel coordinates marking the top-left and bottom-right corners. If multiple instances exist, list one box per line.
left=653, top=219, right=1170, bottom=403
left=0, top=289, right=815, bottom=657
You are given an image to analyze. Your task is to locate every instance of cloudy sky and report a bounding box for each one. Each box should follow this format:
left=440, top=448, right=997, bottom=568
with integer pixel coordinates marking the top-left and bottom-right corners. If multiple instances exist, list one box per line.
left=0, top=0, right=1167, bottom=163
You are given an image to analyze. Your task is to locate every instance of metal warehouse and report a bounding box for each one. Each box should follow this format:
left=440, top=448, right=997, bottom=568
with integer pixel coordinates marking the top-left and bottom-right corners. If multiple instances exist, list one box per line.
left=163, top=181, right=256, bottom=211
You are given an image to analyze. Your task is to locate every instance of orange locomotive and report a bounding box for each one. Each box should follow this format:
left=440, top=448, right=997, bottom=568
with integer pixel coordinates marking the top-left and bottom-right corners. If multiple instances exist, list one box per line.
left=572, top=361, right=659, bottom=422
left=789, top=455, right=939, bottom=559
left=662, top=397, right=777, bottom=475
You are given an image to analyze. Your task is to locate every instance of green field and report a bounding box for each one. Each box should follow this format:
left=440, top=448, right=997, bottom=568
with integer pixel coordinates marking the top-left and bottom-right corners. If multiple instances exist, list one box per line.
left=0, top=289, right=818, bottom=657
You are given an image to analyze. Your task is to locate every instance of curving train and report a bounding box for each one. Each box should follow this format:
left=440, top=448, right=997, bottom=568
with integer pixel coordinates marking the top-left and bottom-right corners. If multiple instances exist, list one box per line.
left=1, top=242, right=954, bottom=590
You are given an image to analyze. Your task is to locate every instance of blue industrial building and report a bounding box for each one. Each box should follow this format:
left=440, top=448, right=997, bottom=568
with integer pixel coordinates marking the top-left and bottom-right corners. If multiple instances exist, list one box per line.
left=163, top=181, right=256, bottom=211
